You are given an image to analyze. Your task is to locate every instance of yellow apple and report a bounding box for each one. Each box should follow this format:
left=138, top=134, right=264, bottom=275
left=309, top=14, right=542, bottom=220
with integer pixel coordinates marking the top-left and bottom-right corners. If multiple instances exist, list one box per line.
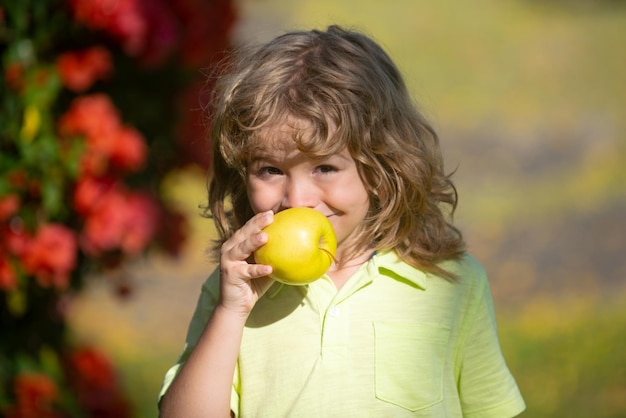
left=254, top=207, right=337, bottom=285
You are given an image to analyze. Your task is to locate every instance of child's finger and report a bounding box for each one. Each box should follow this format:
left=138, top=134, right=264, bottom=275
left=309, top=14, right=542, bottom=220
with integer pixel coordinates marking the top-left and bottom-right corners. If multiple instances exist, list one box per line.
left=222, top=210, right=273, bottom=258
left=229, top=230, right=268, bottom=263
left=247, top=263, right=273, bottom=279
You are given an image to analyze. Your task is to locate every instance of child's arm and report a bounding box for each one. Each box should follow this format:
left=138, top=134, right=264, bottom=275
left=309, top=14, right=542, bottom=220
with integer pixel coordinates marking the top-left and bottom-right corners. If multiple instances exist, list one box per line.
left=159, top=211, right=275, bottom=418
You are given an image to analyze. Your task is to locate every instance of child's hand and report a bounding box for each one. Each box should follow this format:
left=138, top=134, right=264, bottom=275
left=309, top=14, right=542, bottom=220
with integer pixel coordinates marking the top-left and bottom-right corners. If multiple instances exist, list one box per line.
left=217, top=210, right=275, bottom=316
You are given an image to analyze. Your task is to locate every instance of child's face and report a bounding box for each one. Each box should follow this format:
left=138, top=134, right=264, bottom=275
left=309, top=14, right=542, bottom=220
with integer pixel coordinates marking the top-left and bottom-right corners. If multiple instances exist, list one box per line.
left=246, top=135, right=369, bottom=258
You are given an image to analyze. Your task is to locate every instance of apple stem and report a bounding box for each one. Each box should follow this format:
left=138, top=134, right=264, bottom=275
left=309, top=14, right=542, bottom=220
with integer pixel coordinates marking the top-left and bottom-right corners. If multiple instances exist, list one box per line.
left=320, top=248, right=337, bottom=264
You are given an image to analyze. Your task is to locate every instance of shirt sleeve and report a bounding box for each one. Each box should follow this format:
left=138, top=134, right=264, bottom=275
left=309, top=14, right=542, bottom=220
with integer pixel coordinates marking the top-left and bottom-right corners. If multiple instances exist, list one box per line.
left=456, top=262, right=526, bottom=418
left=158, top=268, right=241, bottom=413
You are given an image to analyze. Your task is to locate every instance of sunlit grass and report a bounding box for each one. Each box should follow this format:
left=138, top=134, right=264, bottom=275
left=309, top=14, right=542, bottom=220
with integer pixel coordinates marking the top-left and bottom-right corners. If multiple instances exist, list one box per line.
left=500, top=291, right=626, bottom=417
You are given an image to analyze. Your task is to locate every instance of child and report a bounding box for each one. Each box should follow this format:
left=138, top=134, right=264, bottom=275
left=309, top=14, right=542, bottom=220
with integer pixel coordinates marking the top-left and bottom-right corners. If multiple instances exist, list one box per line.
left=159, top=25, right=525, bottom=417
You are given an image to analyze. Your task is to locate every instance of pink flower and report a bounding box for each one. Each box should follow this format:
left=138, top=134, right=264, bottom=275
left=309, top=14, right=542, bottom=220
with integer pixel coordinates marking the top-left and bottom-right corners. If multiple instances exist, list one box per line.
left=138, top=0, right=179, bottom=66
left=56, top=46, right=113, bottom=92
left=20, top=224, right=77, bottom=290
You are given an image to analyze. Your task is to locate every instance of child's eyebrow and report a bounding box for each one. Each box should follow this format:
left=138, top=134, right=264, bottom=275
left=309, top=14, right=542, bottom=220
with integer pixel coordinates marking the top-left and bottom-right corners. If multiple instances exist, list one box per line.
left=247, top=153, right=277, bottom=165
left=334, top=151, right=352, bottom=161
left=322, top=149, right=352, bottom=163
left=246, top=147, right=352, bottom=166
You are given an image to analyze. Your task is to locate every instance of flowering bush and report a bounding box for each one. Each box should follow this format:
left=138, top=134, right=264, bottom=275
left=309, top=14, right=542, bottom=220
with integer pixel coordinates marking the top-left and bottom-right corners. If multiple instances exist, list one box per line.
left=0, top=0, right=236, bottom=416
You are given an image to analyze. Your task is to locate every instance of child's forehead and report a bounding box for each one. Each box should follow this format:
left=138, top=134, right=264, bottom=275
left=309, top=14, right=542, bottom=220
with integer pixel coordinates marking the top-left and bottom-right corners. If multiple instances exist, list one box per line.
left=243, top=114, right=345, bottom=161
left=252, top=117, right=322, bottom=149
left=248, top=137, right=297, bottom=157
left=248, top=140, right=351, bottom=165
left=261, top=116, right=314, bottom=139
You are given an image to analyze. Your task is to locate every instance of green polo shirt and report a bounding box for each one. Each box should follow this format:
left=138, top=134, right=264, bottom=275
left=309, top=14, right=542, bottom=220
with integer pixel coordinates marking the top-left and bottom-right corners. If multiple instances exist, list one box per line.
left=159, top=251, right=525, bottom=417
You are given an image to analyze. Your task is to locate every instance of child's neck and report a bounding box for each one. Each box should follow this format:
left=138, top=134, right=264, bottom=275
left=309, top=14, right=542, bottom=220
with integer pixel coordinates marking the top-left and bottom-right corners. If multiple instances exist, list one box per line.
left=326, top=250, right=374, bottom=290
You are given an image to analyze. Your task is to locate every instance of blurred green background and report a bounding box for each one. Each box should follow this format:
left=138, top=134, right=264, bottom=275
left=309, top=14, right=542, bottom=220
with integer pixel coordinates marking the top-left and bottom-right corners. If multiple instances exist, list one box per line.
left=67, top=0, right=626, bottom=416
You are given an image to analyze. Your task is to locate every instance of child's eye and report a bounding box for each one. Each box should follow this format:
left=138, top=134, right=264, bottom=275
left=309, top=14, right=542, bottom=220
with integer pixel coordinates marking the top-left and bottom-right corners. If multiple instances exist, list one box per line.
left=316, top=165, right=336, bottom=174
left=258, top=166, right=283, bottom=176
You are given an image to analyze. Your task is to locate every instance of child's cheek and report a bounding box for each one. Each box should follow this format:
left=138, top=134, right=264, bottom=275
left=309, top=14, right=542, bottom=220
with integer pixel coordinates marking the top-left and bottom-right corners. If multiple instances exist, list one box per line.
left=248, top=183, right=280, bottom=214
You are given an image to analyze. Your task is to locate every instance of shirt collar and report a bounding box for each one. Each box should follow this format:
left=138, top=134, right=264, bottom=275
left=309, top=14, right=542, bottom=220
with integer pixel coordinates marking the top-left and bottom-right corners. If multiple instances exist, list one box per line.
left=371, top=250, right=428, bottom=290
left=267, top=249, right=428, bottom=300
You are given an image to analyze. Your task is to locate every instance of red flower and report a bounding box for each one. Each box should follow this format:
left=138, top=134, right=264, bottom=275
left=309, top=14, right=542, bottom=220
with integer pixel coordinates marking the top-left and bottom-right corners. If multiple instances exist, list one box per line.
left=0, top=194, right=20, bottom=222
left=171, top=0, right=236, bottom=67
left=56, top=46, right=113, bottom=92
left=175, top=80, right=212, bottom=167
left=20, top=224, right=77, bottom=290
left=58, top=94, right=120, bottom=140
left=58, top=94, right=147, bottom=176
left=58, top=94, right=119, bottom=176
left=3, top=221, right=29, bottom=256
left=119, top=191, right=159, bottom=254
left=33, top=67, right=53, bottom=88
left=78, top=185, right=159, bottom=256
left=66, top=347, right=132, bottom=417
left=4, top=62, right=24, bottom=92
left=108, top=125, right=147, bottom=172
left=156, top=208, right=187, bottom=257
left=73, top=176, right=118, bottom=215
left=68, top=0, right=147, bottom=55
left=80, top=186, right=128, bottom=254
left=0, top=254, right=17, bottom=291
left=79, top=137, right=115, bottom=176
left=4, top=373, right=60, bottom=418
left=68, top=347, right=116, bottom=391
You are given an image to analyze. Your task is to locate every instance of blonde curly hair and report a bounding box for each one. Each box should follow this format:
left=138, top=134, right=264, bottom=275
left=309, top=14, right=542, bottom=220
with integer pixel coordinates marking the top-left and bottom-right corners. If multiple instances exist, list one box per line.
left=205, top=25, right=465, bottom=279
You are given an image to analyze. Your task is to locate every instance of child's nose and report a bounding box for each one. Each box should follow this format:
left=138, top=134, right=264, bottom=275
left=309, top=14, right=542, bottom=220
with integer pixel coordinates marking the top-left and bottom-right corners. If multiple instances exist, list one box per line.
left=282, top=177, right=317, bottom=208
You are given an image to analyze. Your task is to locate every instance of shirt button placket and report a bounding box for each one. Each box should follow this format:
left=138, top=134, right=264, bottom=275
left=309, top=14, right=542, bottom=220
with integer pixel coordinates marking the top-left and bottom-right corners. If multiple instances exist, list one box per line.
left=321, top=303, right=349, bottom=363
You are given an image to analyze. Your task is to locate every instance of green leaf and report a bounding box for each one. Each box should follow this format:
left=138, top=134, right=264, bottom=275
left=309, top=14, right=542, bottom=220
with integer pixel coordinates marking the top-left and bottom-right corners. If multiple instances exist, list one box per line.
left=41, top=171, right=64, bottom=218
left=39, top=346, right=63, bottom=381
left=6, top=288, right=27, bottom=318
left=2, top=4, right=30, bottom=40
left=14, top=353, right=41, bottom=375
left=61, top=137, right=86, bottom=179
left=22, top=65, right=62, bottom=109
left=35, top=133, right=61, bottom=166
